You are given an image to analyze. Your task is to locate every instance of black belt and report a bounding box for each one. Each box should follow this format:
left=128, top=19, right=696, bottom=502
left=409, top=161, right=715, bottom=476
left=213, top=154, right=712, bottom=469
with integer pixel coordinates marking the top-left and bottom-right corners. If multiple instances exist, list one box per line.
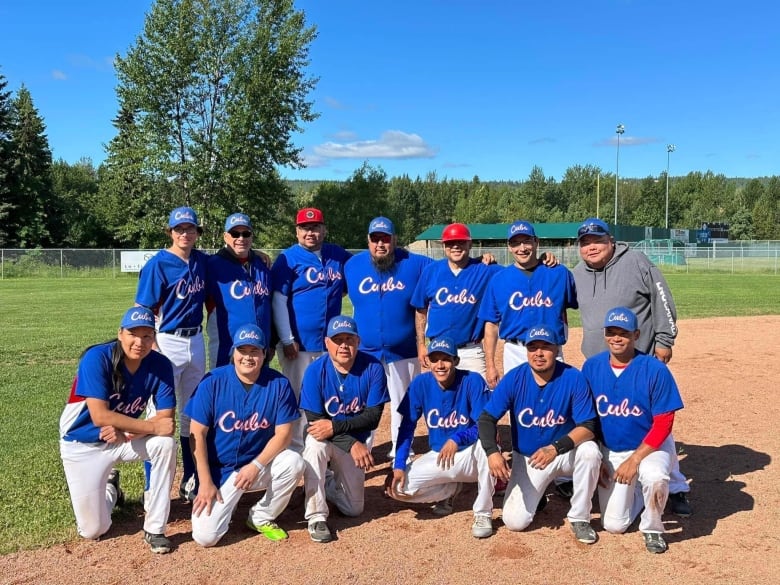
left=457, top=340, right=481, bottom=348
left=505, top=338, right=523, bottom=345
left=162, top=326, right=202, bottom=337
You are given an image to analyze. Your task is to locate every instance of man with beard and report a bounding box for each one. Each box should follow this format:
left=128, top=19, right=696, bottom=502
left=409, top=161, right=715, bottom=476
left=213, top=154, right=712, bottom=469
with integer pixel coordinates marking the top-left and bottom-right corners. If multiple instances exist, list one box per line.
left=344, top=216, right=432, bottom=457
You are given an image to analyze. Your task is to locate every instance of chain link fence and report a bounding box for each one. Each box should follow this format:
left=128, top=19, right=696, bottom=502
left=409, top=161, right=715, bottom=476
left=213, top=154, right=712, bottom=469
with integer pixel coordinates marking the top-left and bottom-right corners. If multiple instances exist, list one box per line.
left=1, top=244, right=778, bottom=278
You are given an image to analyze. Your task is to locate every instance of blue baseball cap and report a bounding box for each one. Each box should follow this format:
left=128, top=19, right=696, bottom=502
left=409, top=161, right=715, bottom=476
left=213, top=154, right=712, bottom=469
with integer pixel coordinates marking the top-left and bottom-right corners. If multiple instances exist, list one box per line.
left=427, top=337, right=458, bottom=357
left=168, top=206, right=200, bottom=229
left=604, top=306, right=638, bottom=331
left=327, top=315, right=359, bottom=338
left=224, top=213, right=252, bottom=232
left=577, top=217, right=611, bottom=240
left=507, top=220, right=536, bottom=240
left=524, top=325, right=560, bottom=345
left=120, top=307, right=156, bottom=330
left=231, top=324, right=267, bottom=351
left=368, top=216, right=395, bottom=235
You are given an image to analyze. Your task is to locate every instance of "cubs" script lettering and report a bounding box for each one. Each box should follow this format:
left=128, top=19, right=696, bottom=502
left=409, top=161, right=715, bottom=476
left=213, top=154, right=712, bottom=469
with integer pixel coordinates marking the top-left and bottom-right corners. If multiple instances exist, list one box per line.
left=218, top=411, right=271, bottom=432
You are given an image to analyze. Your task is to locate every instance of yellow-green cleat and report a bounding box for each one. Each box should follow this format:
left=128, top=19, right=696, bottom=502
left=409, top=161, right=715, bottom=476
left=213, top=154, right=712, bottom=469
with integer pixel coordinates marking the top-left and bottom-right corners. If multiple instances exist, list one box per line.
left=246, top=519, right=289, bottom=541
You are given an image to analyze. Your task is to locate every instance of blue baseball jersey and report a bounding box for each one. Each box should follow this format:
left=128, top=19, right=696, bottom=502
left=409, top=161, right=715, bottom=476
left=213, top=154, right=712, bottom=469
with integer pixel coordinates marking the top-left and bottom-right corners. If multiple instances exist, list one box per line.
left=59, top=342, right=176, bottom=443
left=184, top=365, right=300, bottom=487
left=394, top=369, right=491, bottom=469
left=478, top=263, right=577, bottom=344
left=345, top=248, right=432, bottom=362
left=582, top=351, right=684, bottom=452
left=299, top=351, right=390, bottom=444
left=411, top=258, right=502, bottom=346
left=206, top=249, right=272, bottom=367
left=483, top=361, right=595, bottom=457
left=135, top=249, right=208, bottom=331
left=271, top=243, right=352, bottom=351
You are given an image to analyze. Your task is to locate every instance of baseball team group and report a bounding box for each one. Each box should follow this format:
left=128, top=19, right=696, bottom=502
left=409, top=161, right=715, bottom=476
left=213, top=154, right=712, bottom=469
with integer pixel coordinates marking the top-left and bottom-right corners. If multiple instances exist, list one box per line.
left=58, top=205, right=691, bottom=556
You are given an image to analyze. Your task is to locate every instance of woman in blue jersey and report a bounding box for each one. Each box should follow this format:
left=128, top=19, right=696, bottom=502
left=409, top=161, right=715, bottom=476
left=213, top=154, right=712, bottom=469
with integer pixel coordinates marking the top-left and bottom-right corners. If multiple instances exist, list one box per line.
left=59, top=307, right=177, bottom=554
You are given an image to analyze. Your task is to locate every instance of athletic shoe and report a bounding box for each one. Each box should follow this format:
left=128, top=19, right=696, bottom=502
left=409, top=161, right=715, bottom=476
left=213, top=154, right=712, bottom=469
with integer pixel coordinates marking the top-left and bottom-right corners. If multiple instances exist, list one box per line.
left=107, top=468, right=125, bottom=508
left=179, top=475, right=196, bottom=504
left=643, top=532, right=668, bottom=554
left=143, top=531, right=173, bottom=554
left=555, top=480, right=574, bottom=499
left=494, top=478, right=508, bottom=497
left=667, top=492, right=692, bottom=517
left=570, top=521, right=597, bottom=544
left=246, top=519, right=288, bottom=541
left=536, top=494, right=548, bottom=514
left=432, top=483, right=462, bottom=516
left=308, top=521, right=333, bottom=543
left=471, top=515, right=493, bottom=539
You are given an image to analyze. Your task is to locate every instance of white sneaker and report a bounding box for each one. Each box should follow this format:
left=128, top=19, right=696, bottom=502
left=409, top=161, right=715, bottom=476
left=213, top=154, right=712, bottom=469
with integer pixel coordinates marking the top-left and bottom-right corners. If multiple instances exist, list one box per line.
left=472, top=515, right=493, bottom=538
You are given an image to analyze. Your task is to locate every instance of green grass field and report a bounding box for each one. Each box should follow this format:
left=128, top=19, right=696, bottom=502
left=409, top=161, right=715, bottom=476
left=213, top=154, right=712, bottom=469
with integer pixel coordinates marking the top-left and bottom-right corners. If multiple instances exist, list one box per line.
left=0, top=273, right=778, bottom=554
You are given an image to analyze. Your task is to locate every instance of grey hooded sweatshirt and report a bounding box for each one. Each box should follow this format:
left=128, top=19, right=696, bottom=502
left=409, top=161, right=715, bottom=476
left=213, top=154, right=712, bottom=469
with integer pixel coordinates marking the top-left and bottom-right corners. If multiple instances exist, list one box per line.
left=572, top=241, right=677, bottom=358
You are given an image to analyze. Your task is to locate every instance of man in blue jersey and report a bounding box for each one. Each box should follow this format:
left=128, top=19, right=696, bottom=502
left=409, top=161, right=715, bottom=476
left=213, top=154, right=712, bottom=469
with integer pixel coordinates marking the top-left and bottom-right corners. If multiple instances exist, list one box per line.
left=187, top=324, right=304, bottom=546
left=271, top=208, right=352, bottom=452
left=344, top=216, right=432, bottom=457
left=300, top=316, right=389, bottom=543
left=386, top=337, right=495, bottom=538
left=478, top=326, right=601, bottom=543
left=412, top=223, right=503, bottom=378
left=136, top=206, right=207, bottom=503
left=206, top=212, right=272, bottom=369
left=581, top=307, right=685, bottom=554
left=479, top=220, right=577, bottom=388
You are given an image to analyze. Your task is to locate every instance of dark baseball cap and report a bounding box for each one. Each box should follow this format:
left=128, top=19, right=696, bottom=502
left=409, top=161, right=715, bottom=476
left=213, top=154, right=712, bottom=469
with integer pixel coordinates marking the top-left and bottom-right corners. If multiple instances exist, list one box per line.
left=577, top=217, right=611, bottom=240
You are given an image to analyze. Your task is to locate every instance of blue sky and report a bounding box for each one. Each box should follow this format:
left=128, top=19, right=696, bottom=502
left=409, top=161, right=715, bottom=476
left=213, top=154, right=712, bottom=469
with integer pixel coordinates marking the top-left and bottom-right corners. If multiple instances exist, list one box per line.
left=1, top=0, right=778, bottom=182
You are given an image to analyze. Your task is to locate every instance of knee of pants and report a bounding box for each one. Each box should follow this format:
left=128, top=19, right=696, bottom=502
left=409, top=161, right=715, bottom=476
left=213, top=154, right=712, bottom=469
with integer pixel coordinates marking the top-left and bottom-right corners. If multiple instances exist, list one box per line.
left=276, top=450, right=305, bottom=478
left=79, top=519, right=111, bottom=541
left=147, top=435, right=177, bottom=460
left=575, top=441, right=602, bottom=465
left=337, top=499, right=364, bottom=518
left=192, top=528, right=222, bottom=548
left=502, top=509, right=534, bottom=532
left=601, top=514, right=631, bottom=534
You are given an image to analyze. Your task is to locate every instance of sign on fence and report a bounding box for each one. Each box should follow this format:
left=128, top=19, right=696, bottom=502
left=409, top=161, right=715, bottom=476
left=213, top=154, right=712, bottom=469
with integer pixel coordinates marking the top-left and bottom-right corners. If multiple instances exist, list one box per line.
left=120, top=250, right=159, bottom=272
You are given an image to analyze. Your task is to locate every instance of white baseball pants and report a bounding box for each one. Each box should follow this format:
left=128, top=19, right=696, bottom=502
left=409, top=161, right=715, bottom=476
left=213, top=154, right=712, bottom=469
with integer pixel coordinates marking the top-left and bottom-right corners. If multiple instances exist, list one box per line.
left=60, top=435, right=176, bottom=539
left=457, top=343, right=487, bottom=379
left=277, top=345, right=323, bottom=454
left=191, top=449, right=304, bottom=547
left=303, top=434, right=366, bottom=523
left=156, top=331, right=206, bottom=436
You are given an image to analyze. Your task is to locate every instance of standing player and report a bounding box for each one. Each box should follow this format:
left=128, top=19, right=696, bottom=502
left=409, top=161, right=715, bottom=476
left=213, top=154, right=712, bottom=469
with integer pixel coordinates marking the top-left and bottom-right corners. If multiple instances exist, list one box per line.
left=300, top=316, right=389, bottom=543
left=59, top=307, right=177, bottom=554
left=271, top=207, right=352, bottom=451
left=135, top=206, right=207, bottom=502
left=206, top=212, right=272, bottom=368
left=478, top=326, right=601, bottom=543
left=187, top=324, right=304, bottom=546
left=411, top=223, right=502, bottom=377
left=479, top=220, right=577, bottom=388
left=386, top=337, right=495, bottom=538
left=344, top=216, right=432, bottom=457
left=573, top=217, right=690, bottom=515
left=581, top=307, right=685, bottom=554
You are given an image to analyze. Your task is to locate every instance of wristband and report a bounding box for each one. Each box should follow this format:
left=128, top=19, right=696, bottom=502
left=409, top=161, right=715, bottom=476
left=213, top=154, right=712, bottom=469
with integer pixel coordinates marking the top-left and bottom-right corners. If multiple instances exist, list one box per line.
left=552, top=435, right=575, bottom=455
left=252, top=459, right=266, bottom=473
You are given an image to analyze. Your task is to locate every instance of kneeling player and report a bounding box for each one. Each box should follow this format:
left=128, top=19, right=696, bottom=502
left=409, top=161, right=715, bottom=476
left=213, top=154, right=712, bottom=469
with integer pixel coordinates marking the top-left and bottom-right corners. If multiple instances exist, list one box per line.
left=478, top=326, right=601, bottom=543
left=386, top=337, right=495, bottom=538
left=187, top=324, right=304, bottom=546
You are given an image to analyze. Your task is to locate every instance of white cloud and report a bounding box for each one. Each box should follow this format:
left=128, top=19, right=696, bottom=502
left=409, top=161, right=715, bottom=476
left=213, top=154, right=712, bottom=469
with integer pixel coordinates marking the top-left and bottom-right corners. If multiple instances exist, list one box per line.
left=598, top=135, right=660, bottom=147
left=52, top=70, right=67, bottom=80
left=313, top=130, right=437, bottom=160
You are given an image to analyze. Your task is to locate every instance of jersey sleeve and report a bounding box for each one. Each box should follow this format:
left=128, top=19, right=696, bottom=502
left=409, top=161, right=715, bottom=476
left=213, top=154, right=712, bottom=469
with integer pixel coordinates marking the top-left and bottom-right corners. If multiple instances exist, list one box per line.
left=151, top=354, right=176, bottom=411
left=274, top=377, right=302, bottom=426
left=477, top=276, right=501, bottom=324
left=394, top=380, right=423, bottom=469
left=482, top=371, right=514, bottom=420
left=410, top=265, right=432, bottom=309
left=569, top=372, right=597, bottom=424
left=270, top=253, right=294, bottom=296
left=366, top=361, right=390, bottom=407
left=183, top=374, right=216, bottom=426
left=299, top=359, right=325, bottom=414
left=74, top=347, right=114, bottom=401
left=135, top=257, right=164, bottom=310
left=649, top=364, right=684, bottom=415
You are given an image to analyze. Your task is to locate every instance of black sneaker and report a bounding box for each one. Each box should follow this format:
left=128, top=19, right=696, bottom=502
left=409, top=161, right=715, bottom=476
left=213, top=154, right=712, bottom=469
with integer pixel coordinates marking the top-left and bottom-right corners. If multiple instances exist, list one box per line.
left=308, top=521, right=333, bottom=543
left=668, top=492, right=692, bottom=517
left=643, top=532, right=668, bottom=554
left=144, top=531, right=173, bottom=554
left=536, top=494, right=548, bottom=514
left=179, top=475, right=196, bottom=504
left=107, top=468, right=125, bottom=507
left=555, top=480, right=574, bottom=499
left=570, top=521, right=597, bottom=544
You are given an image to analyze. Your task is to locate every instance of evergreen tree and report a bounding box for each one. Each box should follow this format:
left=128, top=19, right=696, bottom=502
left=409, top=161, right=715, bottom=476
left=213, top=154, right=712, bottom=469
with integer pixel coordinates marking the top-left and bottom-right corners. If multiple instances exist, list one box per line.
left=0, top=71, right=14, bottom=247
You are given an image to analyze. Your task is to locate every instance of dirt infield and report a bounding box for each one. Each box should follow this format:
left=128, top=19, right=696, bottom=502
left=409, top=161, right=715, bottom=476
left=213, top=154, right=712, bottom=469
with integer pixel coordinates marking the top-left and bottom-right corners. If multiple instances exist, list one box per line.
left=2, top=316, right=779, bottom=585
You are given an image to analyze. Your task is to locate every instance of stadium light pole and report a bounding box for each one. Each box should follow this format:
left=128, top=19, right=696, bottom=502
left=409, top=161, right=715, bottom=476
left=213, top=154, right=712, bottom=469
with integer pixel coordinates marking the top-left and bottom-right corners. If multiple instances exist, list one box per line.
left=665, top=144, right=676, bottom=229
left=614, top=124, right=625, bottom=225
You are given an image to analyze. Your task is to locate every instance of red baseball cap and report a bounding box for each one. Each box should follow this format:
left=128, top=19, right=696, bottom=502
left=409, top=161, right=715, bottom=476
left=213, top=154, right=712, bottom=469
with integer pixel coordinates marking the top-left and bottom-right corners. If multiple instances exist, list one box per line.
left=296, top=208, right=324, bottom=225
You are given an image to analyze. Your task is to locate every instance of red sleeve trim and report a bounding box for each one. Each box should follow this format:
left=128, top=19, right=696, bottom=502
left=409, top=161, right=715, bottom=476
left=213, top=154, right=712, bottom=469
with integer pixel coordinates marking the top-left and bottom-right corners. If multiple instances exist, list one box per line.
left=643, top=411, right=675, bottom=450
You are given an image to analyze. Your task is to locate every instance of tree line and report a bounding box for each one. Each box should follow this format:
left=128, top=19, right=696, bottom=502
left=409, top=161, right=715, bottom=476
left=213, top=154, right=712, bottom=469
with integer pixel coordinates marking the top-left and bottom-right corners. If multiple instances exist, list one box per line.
left=2, top=0, right=778, bottom=251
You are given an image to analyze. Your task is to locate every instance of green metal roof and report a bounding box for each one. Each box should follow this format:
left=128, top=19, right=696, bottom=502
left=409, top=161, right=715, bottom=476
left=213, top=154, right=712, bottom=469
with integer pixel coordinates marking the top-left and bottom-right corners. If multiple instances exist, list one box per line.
left=416, top=222, right=585, bottom=241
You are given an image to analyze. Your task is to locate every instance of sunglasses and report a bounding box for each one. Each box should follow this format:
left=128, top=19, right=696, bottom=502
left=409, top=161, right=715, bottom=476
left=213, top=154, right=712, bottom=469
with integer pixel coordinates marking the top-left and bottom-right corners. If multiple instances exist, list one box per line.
left=369, top=233, right=392, bottom=244
left=229, top=230, right=253, bottom=239
left=577, top=223, right=609, bottom=239
left=172, top=226, right=199, bottom=235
